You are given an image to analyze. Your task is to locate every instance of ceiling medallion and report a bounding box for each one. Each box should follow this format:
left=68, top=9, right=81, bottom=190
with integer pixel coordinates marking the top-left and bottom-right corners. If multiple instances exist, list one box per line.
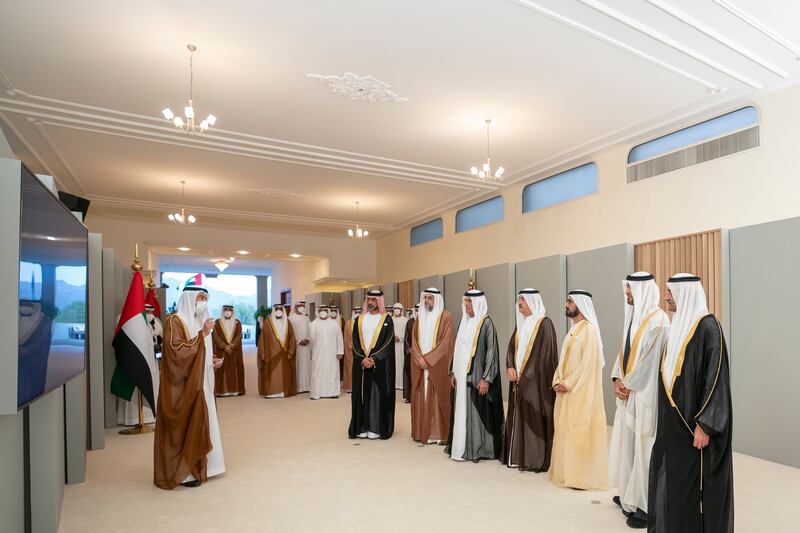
left=244, top=187, right=308, bottom=199
left=306, top=72, right=409, bottom=103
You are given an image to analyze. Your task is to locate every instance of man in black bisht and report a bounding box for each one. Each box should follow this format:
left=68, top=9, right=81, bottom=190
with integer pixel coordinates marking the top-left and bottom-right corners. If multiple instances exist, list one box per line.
left=348, top=289, right=396, bottom=440
left=402, top=304, right=418, bottom=403
left=648, top=274, right=733, bottom=532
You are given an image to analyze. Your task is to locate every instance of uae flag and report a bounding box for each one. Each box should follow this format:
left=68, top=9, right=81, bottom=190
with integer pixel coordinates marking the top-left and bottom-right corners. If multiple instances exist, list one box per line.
left=110, top=271, right=157, bottom=414
left=145, top=287, right=162, bottom=318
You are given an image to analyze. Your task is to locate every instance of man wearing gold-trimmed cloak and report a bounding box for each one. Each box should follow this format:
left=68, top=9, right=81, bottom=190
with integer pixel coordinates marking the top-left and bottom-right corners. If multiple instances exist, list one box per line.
left=410, top=288, right=455, bottom=445
left=648, top=274, right=733, bottom=533
left=550, top=290, right=608, bottom=490
left=501, top=288, right=559, bottom=472
left=348, top=290, right=395, bottom=439
left=154, top=285, right=225, bottom=489
left=213, top=304, right=245, bottom=396
left=257, top=304, right=297, bottom=398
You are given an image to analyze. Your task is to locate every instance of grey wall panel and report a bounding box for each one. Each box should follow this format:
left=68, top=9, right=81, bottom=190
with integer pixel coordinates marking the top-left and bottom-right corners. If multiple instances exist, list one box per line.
left=0, top=411, right=24, bottom=533
left=515, top=255, right=568, bottom=340
left=475, top=263, right=516, bottom=397
left=256, top=275, right=268, bottom=308
left=340, top=291, right=353, bottom=321
left=730, top=218, right=799, bottom=468
left=0, top=159, right=24, bottom=533
left=567, top=243, right=634, bottom=425
left=352, top=288, right=366, bottom=310
left=413, top=279, right=420, bottom=301
left=380, top=282, right=398, bottom=307
left=418, top=275, right=444, bottom=297
left=0, top=158, right=21, bottom=414
left=444, top=270, right=470, bottom=325
left=101, top=249, right=117, bottom=428
left=28, top=388, right=66, bottom=533
left=87, top=234, right=105, bottom=450
left=64, top=375, right=86, bottom=484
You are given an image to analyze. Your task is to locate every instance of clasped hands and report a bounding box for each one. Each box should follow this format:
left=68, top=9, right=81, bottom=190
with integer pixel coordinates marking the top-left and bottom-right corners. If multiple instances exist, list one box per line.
left=212, top=357, right=224, bottom=369
left=361, top=357, right=375, bottom=368
left=614, top=378, right=631, bottom=400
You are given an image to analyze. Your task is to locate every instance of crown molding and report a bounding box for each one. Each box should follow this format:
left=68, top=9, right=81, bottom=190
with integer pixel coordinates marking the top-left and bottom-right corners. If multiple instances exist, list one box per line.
left=510, top=0, right=718, bottom=89
left=645, top=0, right=788, bottom=79
left=713, top=0, right=800, bottom=57
left=87, top=194, right=397, bottom=232
left=0, top=89, right=495, bottom=191
left=576, top=0, right=763, bottom=88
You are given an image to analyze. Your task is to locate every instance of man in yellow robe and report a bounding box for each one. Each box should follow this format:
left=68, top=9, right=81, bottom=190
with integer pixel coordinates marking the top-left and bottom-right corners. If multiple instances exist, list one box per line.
left=550, top=290, right=608, bottom=490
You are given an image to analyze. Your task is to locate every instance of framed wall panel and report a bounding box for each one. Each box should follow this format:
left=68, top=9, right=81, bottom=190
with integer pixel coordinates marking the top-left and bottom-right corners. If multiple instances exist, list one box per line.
left=730, top=217, right=799, bottom=467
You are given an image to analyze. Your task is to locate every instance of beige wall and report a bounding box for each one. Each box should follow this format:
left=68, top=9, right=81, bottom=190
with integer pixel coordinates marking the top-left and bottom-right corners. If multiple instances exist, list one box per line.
left=376, top=83, right=800, bottom=283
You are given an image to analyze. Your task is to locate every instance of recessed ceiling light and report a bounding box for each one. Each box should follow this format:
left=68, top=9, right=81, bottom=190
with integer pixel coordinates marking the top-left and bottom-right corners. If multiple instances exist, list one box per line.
left=237, top=250, right=249, bottom=255
left=290, top=253, right=301, bottom=258
left=228, top=257, right=235, bottom=261
left=178, top=247, right=191, bottom=252
left=46, top=236, right=57, bottom=241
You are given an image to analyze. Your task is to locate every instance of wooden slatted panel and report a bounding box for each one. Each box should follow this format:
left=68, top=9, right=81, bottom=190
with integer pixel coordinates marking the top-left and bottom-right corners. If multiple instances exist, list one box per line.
left=398, top=280, right=416, bottom=310
left=634, top=229, right=722, bottom=318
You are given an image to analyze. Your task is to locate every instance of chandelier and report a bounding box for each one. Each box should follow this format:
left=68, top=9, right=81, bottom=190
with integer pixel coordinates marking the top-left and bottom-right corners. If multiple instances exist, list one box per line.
left=347, top=201, right=369, bottom=239
left=167, top=180, right=197, bottom=225
left=470, top=119, right=505, bottom=183
left=161, top=44, right=217, bottom=135
left=213, top=257, right=236, bottom=273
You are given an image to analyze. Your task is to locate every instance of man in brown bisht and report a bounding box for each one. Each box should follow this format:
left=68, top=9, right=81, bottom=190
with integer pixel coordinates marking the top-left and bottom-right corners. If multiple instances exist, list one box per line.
left=501, top=288, right=559, bottom=472
left=402, top=305, right=418, bottom=403
left=342, top=306, right=362, bottom=393
left=257, top=303, right=297, bottom=398
left=154, top=284, right=225, bottom=490
left=410, top=288, right=454, bottom=445
left=213, top=304, right=245, bottom=396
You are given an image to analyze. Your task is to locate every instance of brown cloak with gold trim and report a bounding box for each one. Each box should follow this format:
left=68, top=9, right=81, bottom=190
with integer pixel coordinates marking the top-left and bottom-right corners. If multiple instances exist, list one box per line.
left=154, top=314, right=211, bottom=490
left=410, top=310, right=455, bottom=443
left=501, top=317, right=558, bottom=472
left=257, top=318, right=297, bottom=396
left=213, top=319, right=245, bottom=395
left=343, top=319, right=354, bottom=392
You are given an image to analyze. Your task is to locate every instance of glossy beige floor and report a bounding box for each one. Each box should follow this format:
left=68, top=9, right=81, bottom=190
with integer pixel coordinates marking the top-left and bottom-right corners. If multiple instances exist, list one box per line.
left=61, top=347, right=800, bottom=532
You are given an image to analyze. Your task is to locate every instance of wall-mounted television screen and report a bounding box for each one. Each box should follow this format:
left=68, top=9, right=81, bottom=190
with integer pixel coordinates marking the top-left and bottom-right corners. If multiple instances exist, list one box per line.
left=17, top=167, right=88, bottom=409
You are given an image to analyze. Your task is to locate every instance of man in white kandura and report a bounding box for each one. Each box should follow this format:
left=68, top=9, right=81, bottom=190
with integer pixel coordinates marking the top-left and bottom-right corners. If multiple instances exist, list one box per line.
left=609, top=273, right=670, bottom=529
left=289, top=301, right=312, bottom=394
left=310, top=306, right=344, bottom=399
left=446, top=289, right=504, bottom=462
left=391, top=303, right=408, bottom=391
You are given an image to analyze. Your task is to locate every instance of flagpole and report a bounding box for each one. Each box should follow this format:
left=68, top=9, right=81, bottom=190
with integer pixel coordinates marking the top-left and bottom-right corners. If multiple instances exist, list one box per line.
left=120, top=244, right=155, bottom=435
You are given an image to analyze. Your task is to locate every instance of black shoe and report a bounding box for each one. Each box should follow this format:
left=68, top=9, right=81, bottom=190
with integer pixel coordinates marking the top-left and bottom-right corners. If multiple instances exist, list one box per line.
left=613, top=496, right=621, bottom=507
left=626, top=515, right=647, bottom=529
left=181, top=480, right=201, bottom=488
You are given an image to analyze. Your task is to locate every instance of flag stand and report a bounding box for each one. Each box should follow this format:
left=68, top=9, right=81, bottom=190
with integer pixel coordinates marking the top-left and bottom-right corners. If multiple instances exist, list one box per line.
left=119, top=389, right=155, bottom=435
left=119, top=244, right=155, bottom=436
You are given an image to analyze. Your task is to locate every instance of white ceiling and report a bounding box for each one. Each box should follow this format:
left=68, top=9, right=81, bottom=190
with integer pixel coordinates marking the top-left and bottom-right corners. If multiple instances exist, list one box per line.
left=1, top=0, right=798, bottom=239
